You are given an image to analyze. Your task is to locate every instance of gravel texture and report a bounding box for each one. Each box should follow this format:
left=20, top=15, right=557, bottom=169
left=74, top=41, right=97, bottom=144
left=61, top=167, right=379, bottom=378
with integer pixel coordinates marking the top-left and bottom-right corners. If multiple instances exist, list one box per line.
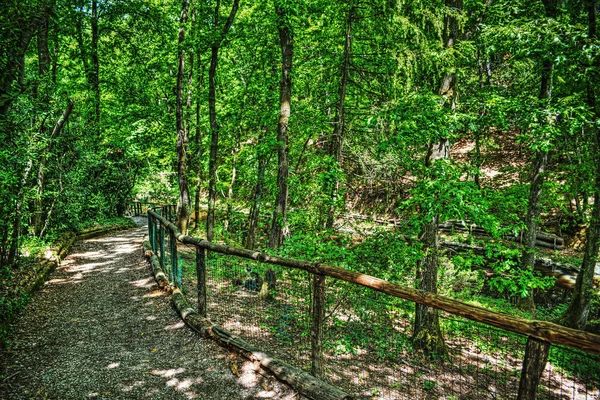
left=0, top=220, right=299, bottom=399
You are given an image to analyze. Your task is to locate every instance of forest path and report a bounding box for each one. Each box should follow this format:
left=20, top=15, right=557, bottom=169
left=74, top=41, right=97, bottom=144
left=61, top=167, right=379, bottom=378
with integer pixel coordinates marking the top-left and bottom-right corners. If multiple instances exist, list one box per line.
left=0, top=219, right=294, bottom=399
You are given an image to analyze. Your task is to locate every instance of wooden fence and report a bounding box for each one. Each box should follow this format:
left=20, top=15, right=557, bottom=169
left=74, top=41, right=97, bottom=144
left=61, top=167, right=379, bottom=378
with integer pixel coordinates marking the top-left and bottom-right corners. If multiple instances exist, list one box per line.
left=145, top=207, right=600, bottom=400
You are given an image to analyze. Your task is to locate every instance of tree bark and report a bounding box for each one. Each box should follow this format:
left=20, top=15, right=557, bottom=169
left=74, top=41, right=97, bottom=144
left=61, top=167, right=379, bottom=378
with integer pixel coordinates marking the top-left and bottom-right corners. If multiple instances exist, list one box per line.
left=194, top=48, right=204, bottom=229
left=0, top=22, right=35, bottom=117
left=326, top=7, right=354, bottom=230
left=91, top=0, right=100, bottom=135
left=517, top=338, right=551, bottom=400
left=176, top=0, right=191, bottom=235
left=561, top=0, right=600, bottom=331
left=517, top=1, right=558, bottom=397
left=8, top=159, right=33, bottom=266
left=245, top=129, right=268, bottom=249
left=412, top=0, right=460, bottom=357
left=269, top=5, right=293, bottom=248
left=206, top=0, right=240, bottom=242
left=34, top=101, right=74, bottom=237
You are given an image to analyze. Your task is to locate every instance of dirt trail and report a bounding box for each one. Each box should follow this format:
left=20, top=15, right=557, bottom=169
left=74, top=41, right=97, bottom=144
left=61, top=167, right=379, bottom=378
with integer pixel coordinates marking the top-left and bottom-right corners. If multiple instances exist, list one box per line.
left=0, top=220, right=296, bottom=399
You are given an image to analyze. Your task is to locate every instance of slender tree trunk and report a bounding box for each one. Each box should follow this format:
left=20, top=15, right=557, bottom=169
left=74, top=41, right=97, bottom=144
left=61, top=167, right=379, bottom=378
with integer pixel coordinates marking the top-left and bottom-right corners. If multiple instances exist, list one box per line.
left=176, top=0, right=191, bottom=235
left=32, top=9, right=53, bottom=236
left=246, top=128, right=269, bottom=249
left=326, top=7, right=353, bottom=230
left=412, top=0, right=461, bottom=357
left=194, top=47, right=203, bottom=229
left=206, top=0, right=240, bottom=242
left=8, top=159, right=33, bottom=266
left=561, top=0, right=600, bottom=331
left=0, top=25, right=35, bottom=117
left=517, top=1, right=558, bottom=398
left=207, top=44, right=219, bottom=241
left=194, top=98, right=202, bottom=229
left=34, top=101, right=74, bottom=237
left=269, top=5, right=293, bottom=248
left=91, top=0, right=100, bottom=135
left=34, top=12, right=50, bottom=99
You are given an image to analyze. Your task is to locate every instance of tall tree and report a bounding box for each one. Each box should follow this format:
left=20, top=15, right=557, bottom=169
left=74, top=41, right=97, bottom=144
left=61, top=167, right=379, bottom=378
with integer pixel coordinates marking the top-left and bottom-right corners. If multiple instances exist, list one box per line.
left=411, top=0, right=462, bottom=357
left=206, top=0, right=240, bottom=242
left=561, top=0, right=600, bottom=330
left=517, top=0, right=559, bottom=398
left=269, top=3, right=293, bottom=248
left=176, top=0, right=191, bottom=235
left=325, top=5, right=354, bottom=230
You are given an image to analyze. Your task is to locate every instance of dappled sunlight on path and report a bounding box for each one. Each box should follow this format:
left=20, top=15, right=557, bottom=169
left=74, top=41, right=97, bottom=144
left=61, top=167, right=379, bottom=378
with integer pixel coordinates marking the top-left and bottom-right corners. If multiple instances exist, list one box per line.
left=0, top=221, right=296, bottom=399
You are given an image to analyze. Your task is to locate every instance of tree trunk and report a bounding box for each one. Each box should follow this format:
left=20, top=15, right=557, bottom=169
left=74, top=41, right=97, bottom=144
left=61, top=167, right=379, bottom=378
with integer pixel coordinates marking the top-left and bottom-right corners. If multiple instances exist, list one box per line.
left=194, top=48, right=203, bottom=229
left=517, top=338, right=551, bottom=400
left=0, top=23, right=35, bottom=117
left=176, top=0, right=191, bottom=235
left=517, top=1, right=558, bottom=397
left=8, top=159, right=33, bottom=266
left=561, top=0, right=600, bottom=331
left=206, top=0, right=240, bottom=242
left=245, top=128, right=268, bottom=249
left=206, top=43, right=219, bottom=242
left=224, top=139, right=239, bottom=232
left=326, top=7, right=353, bottom=230
left=519, top=151, right=548, bottom=311
left=34, top=101, right=74, bottom=237
left=91, top=0, right=100, bottom=135
left=269, top=5, right=293, bottom=248
left=413, top=214, right=447, bottom=356
left=412, top=0, right=460, bottom=357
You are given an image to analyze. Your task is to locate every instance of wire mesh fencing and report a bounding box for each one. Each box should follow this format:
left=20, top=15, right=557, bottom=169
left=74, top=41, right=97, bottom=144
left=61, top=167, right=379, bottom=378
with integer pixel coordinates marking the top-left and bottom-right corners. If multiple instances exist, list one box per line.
left=147, top=211, right=600, bottom=400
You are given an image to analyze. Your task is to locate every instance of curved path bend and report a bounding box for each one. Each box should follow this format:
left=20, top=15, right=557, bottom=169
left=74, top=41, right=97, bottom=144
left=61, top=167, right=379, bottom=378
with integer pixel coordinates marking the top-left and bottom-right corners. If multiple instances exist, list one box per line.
left=0, top=220, right=297, bottom=399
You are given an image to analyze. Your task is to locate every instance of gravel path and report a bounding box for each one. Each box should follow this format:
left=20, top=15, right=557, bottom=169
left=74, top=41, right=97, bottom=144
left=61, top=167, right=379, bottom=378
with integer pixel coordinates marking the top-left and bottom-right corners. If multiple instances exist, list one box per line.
left=0, top=221, right=298, bottom=399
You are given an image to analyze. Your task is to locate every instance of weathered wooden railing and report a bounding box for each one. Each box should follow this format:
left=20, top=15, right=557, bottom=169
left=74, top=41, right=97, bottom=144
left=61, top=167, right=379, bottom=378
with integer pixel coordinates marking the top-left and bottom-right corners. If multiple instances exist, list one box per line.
left=145, top=209, right=600, bottom=400
left=130, top=201, right=176, bottom=221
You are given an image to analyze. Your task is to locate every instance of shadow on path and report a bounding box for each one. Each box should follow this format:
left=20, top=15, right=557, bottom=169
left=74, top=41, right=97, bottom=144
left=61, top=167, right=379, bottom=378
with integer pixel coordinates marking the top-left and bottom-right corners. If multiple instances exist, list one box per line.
left=0, top=220, right=296, bottom=399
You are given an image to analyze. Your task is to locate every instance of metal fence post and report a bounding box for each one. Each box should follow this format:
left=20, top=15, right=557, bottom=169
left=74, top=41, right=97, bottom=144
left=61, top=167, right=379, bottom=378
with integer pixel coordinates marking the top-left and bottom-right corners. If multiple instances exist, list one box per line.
left=170, top=230, right=178, bottom=288
left=159, top=222, right=165, bottom=271
left=310, top=274, right=326, bottom=378
left=148, top=212, right=154, bottom=253
left=196, top=247, right=207, bottom=317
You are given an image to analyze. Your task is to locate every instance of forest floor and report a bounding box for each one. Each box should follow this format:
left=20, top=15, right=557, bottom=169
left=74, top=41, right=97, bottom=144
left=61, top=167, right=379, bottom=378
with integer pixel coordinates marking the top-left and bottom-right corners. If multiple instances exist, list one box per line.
left=0, top=218, right=299, bottom=400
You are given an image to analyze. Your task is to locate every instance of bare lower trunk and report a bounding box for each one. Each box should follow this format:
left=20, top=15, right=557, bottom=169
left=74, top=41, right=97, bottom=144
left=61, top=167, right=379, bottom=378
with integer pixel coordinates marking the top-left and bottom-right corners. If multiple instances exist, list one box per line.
left=8, top=159, right=34, bottom=265
left=224, top=142, right=238, bottom=232
left=176, top=0, right=191, bottom=235
left=517, top=338, right=550, bottom=400
left=91, top=0, right=100, bottom=135
left=206, top=45, right=219, bottom=241
left=34, top=101, right=74, bottom=237
left=246, top=130, right=268, bottom=249
left=562, top=0, right=600, bottom=330
left=269, top=6, right=293, bottom=248
left=326, top=7, right=353, bottom=230
left=519, top=151, right=548, bottom=310
left=517, top=1, right=558, bottom=396
left=206, top=0, right=240, bottom=242
left=411, top=0, right=460, bottom=356
left=413, top=213, right=447, bottom=356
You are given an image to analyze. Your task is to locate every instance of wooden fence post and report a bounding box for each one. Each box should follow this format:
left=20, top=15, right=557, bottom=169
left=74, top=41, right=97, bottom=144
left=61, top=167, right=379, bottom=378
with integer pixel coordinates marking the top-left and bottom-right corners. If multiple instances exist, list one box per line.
left=310, top=274, right=326, bottom=378
left=196, top=247, right=207, bottom=317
